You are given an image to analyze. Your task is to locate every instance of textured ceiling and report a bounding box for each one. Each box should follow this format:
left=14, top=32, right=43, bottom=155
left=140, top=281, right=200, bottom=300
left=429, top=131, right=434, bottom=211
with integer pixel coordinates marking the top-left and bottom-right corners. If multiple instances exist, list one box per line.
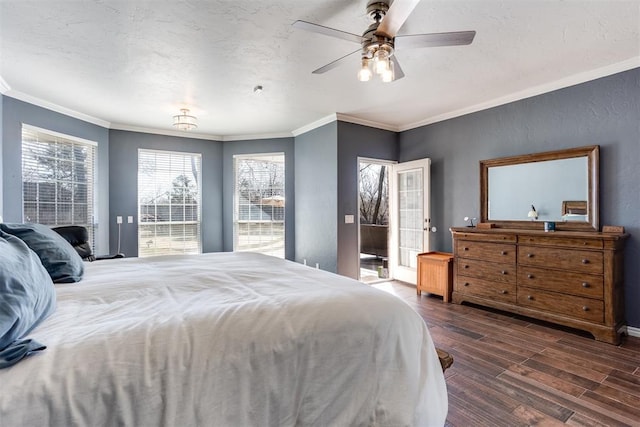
left=1, top=0, right=639, bottom=139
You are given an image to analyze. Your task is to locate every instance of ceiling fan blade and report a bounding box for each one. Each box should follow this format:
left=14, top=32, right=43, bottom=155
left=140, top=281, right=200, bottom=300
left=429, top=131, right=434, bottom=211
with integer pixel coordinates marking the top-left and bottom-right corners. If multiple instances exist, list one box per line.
left=312, top=48, right=362, bottom=74
left=376, top=0, right=420, bottom=39
left=395, top=30, right=476, bottom=49
left=292, top=20, right=363, bottom=44
left=391, top=55, right=405, bottom=81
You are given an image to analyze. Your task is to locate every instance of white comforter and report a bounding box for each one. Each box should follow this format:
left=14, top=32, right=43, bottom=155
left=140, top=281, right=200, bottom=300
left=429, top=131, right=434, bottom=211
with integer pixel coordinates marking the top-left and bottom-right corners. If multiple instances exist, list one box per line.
left=0, top=252, right=447, bottom=426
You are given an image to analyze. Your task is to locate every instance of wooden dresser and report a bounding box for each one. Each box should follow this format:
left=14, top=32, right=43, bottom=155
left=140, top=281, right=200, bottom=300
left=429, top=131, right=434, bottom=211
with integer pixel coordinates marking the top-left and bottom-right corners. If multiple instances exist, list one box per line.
left=450, top=227, right=628, bottom=344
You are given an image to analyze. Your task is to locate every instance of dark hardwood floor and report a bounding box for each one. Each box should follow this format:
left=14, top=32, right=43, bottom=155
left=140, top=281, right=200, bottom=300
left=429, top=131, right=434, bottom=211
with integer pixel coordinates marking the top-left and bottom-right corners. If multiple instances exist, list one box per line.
left=374, top=281, right=640, bottom=427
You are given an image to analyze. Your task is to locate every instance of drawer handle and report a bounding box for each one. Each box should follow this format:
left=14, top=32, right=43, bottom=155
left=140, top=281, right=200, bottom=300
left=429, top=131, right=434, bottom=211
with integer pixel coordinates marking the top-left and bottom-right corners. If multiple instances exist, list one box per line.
left=501, top=251, right=506, bottom=255
left=582, top=306, right=589, bottom=312
left=527, top=295, right=533, bottom=300
left=464, top=265, right=469, bottom=269
left=464, top=282, right=470, bottom=287
left=527, top=253, right=534, bottom=258
left=582, top=282, right=590, bottom=288
left=500, top=290, right=507, bottom=294
left=463, top=247, right=469, bottom=251
left=527, top=274, right=533, bottom=279
left=501, top=270, right=507, bottom=275
left=582, top=259, right=590, bottom=264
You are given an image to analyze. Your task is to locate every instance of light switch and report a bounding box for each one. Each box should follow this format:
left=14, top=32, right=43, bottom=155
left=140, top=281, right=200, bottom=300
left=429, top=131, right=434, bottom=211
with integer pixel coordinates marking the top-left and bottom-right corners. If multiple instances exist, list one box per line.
left=116, top=216, right=123, bottom=224
left=127, top=216, right=134, bottom=224
left=345, top=214, right=354, bottom=224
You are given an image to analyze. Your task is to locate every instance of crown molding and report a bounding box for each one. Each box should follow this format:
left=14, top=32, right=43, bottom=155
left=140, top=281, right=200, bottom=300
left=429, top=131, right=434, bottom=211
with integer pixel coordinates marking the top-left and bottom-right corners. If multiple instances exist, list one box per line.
left=335, top=113, right=399, bottom=132
left=400, top=57, right=640, bottom=132
left=292, top=113, right=338, bottom=136
left=291, top=113, right=399, bottom=137
left=109, top=123, right=223, bottom=141
left=222, top=132, right=294, bottom=142
left=110, top=123, right=293, bottom=142
left=3, top=89, right=111, bottom=128
left=0, top=75, right=10, bottom=93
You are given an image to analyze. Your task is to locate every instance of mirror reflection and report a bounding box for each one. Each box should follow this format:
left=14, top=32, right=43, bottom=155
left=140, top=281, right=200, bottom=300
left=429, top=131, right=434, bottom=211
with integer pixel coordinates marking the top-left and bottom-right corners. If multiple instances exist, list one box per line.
left=488, top=157, right=588, bottom=222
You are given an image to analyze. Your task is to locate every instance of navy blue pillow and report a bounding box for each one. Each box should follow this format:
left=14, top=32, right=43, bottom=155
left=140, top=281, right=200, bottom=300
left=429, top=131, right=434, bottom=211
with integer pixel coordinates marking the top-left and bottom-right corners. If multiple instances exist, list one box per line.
left=0, top=230, right=56, bottom=368
left=0, top=223, right=84, bottom=283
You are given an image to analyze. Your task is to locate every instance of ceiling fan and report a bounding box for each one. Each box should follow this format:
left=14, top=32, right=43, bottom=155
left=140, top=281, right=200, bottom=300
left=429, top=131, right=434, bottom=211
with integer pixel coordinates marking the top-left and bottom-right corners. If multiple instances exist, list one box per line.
left=292, top=0, right=476, bottom=82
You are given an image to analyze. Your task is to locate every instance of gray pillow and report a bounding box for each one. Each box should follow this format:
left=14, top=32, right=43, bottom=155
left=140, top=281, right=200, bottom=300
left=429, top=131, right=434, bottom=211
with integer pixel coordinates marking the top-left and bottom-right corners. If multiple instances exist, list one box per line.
left=0, top=223, right=84, bottom=283
left=0, top=230, right=56, bottom=368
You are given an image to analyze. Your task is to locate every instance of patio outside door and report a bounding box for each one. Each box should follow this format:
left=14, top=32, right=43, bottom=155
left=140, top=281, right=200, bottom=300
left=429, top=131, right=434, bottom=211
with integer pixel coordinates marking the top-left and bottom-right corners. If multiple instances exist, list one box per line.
left=389, top=158, right=431, bottom=284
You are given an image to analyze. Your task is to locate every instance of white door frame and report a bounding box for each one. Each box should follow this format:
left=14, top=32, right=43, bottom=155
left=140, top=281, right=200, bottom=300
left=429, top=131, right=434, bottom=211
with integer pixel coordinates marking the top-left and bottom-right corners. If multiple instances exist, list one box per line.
left=389, top=158, right=431, bottom=284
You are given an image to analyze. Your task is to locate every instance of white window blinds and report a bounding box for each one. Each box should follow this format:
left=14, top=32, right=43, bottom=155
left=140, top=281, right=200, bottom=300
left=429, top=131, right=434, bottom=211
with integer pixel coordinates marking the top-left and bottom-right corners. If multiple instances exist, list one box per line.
left=21, top=125, right=96, bottom=246
left=138, top=149, right=202, bottom=257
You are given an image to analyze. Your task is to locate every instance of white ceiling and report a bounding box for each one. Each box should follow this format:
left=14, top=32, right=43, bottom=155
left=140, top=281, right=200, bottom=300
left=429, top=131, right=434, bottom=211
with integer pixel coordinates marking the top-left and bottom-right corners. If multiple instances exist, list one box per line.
left=1, top=1, right=639, bottom=140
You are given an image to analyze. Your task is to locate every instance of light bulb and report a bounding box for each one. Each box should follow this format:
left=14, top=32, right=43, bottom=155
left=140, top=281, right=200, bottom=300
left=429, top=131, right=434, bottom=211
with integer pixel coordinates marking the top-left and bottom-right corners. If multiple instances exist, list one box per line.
left=381, top=59, right=394, bottom=82
left=357, top=58, right=372, bottom=81
left=358, top=67, right=372, bottom=82
left=373, top=49, right=390, bottom=74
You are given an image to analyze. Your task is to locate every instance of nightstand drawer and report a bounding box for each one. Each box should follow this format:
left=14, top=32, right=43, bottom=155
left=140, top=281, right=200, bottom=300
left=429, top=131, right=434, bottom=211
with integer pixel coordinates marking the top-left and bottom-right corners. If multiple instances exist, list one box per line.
left=457, top=258, right=516, bottom=284
left=518, top=245, right=603, bottom=274
left=455, top=276, right=516, bottom=303
left=518, top=266, right=603, bottom=299
left=456, top=241, right=516, bottom=264
left=518, top=286, right=604, bottom=323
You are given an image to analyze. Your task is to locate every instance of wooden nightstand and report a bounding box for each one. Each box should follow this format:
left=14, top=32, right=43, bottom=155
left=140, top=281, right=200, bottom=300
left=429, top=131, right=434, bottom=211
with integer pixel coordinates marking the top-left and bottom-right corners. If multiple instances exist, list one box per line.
left=417, top=252, right=454, bottom=302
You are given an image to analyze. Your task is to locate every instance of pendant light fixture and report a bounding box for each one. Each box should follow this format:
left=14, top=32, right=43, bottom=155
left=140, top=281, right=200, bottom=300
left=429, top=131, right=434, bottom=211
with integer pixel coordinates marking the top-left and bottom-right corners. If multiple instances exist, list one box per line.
left=173, top=108, right=198, bottom=131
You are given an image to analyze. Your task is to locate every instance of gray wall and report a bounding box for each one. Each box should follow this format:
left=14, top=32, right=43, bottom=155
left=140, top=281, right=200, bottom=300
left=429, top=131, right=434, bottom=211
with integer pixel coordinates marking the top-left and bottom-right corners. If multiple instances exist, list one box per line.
left=222, top=137, right=295, bottom=259
left=294, top=122, right=338, bottom=272
left=109, top=130, right=223, bottom=256
left=399, top=68, right=640, bottom=328
left=336, top=121, right=398, bottom=278
left=1, top=96, right=110, bottom=253
left=0, top=94, right=3, bottom=218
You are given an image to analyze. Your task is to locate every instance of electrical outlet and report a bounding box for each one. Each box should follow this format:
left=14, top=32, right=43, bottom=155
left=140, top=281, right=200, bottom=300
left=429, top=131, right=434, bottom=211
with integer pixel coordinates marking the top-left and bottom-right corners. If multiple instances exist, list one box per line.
left=116, top=216, right=123, bottom=224
left=127, top=216, right=133, bottom=224
left=345, top=214, right=354, bottom=224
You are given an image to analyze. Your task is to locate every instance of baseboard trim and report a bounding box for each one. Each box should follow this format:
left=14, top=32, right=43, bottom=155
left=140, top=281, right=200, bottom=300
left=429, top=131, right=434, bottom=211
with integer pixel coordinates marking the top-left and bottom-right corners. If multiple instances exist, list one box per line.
left=627, top=326, right=640, bottom=338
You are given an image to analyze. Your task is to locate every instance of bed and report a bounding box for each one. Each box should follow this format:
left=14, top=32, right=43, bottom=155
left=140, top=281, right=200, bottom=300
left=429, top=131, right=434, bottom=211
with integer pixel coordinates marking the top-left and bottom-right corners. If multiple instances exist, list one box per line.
left=0, top=251, right=447, bottom=426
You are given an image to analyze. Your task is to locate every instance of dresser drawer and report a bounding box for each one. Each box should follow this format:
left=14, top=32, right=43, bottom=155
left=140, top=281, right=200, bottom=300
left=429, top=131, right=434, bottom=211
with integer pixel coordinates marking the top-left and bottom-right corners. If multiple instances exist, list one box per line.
left=518, top=245, right=603, bottom=274
left=456, top=241, right=516, bottom=264
left=518, top=266, right=603, bottom=299
left=518, top=286, right=604, bottom=323
left=454, top=232, right=516, bottom=243
left=518, top=235, right=603, bottom=249
left=455, top=276, right=516, bottom=303
left=457, top=258, right=516, bottom=284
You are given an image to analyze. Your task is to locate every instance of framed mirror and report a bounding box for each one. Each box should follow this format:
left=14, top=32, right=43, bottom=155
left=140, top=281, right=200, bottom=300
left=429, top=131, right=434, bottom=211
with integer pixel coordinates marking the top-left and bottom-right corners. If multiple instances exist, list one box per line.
left=480, top=145, right=599, bottom=231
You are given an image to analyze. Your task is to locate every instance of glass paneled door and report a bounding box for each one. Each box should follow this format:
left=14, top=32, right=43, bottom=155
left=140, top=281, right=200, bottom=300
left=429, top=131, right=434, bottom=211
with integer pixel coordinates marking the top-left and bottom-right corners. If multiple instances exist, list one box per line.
left=389, top=158, right=431, bottom=284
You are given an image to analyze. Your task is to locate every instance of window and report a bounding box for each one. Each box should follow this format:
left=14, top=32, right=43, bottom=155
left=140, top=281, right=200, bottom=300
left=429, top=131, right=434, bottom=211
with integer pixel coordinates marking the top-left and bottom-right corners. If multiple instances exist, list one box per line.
left=138, top=149, right=202, bottom=257
left=234, top=153, right=285, bottom=258
left=22, top=125, right=96, bottom=246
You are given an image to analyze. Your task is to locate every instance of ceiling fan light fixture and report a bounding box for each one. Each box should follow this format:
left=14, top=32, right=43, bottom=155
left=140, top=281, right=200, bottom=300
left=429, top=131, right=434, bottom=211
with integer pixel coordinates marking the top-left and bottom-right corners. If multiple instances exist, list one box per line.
left=173, top=108, right=197, bottom=131
left=293, top=0, right=476, bottom=83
